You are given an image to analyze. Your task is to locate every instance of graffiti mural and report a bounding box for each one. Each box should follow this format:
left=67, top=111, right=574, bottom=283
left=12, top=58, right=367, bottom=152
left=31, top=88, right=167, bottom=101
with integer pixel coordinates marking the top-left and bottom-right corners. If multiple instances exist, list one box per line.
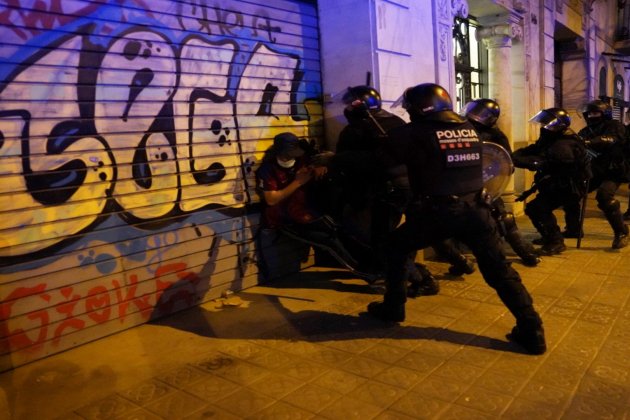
left=0, top=0, right=322, bottom=369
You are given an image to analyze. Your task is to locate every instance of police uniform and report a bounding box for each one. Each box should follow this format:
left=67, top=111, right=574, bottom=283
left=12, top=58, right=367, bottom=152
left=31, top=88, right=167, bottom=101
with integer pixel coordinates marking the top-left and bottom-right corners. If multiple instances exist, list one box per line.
left=334, top=93, right=473, bottom=295
left=474, top=122, right=512, bottom=152
left=471, top=122, right=539, bottom=266
left=577, top=118, right=629, bottom=248
left=512, top=122, right=591, bottom=254
left=368, top=84, right=545, bottom=355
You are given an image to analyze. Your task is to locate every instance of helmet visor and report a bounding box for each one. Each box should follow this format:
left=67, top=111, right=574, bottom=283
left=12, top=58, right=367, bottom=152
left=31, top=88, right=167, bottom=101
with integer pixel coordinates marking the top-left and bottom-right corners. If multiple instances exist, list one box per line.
left=329, top=87, right=352, bottom=104
left=391, top=92, right=405, bottom=109
left=529, top=110, right=565, bottom=132
left=462, top=104, right=499, bottom=126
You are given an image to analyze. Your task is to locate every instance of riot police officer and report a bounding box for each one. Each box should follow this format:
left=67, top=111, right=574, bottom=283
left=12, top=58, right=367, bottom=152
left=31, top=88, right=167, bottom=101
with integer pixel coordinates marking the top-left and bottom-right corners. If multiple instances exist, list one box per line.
left=576, top=100, right=629, bottom=249
left=367, top=83, right=546, bottom=355
left=461, top=99, right=540, bottom=266
left=333, top=86, right=474, bottom=296
left=512, top=108, right=591, bottom=255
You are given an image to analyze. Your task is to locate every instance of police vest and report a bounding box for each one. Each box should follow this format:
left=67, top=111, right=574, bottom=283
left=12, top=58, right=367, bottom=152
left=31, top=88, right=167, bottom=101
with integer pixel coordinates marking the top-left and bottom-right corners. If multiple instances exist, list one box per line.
left=410, top=120, right=483, bottom=196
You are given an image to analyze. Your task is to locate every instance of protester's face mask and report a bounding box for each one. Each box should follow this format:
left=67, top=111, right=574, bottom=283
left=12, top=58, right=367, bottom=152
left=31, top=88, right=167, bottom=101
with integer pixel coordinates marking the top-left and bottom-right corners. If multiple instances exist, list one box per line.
left=276, top=156, right=296, bottom=168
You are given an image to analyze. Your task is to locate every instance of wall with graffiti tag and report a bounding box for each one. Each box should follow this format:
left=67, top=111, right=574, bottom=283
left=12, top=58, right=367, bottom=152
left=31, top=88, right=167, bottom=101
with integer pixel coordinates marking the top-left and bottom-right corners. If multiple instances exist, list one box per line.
left=0, top=0, right=323, bottom=371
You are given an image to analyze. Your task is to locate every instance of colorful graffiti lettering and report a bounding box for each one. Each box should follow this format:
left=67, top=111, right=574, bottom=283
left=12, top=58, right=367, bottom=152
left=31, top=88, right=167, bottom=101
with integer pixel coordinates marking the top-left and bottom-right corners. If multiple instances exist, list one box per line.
left=0, top=262, right=200, bottom=354
left=0, top=0, right=321, bottom=368
left=0, top=1, right=320, bottom=260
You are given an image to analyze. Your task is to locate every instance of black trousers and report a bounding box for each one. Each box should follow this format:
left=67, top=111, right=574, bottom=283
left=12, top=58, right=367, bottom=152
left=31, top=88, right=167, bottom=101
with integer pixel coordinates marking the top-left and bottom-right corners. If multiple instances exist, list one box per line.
left=385, top=198, right=542, bottom=330
left=526, top=187, right=582, bottom=243
left=561, top=176, right=624, bottom=234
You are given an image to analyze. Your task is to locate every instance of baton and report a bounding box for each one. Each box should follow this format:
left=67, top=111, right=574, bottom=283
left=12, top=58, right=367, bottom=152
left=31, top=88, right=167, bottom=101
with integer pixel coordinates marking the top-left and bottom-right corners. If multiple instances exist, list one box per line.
left=365, top=108, right=387, bottom=136
left=577, top=179, right=589, bottom=249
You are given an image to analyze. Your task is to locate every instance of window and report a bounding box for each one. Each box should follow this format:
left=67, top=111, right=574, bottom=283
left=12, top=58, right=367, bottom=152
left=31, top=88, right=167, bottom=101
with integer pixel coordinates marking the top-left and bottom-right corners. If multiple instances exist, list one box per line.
left=453, top=16, right=486, bottom=111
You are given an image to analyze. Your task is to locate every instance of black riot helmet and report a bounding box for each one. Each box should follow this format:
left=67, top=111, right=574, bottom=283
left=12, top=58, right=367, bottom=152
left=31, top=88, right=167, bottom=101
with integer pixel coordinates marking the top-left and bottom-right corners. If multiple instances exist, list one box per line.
left=399, top=83, right=464, bottom=122
left=580, top=99, right=612, bottom=126
left=528, top=107, right=571, bottom=132
left=342, top=85, right=382, bottom=110
left=461, top=99, right=500, bottom=127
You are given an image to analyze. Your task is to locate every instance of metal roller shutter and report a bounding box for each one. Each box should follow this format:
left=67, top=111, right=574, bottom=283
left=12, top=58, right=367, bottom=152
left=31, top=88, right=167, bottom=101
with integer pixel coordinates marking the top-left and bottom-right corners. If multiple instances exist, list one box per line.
left=0, top=0, right=323, bottom=370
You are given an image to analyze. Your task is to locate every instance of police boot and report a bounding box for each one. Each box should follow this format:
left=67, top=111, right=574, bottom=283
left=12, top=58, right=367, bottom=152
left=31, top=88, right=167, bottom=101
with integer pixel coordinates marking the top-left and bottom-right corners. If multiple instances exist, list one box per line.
left=504, top=226, right=541, bottom=267
left=506, top=325, right=547, bottom=355
left=431, top=240, right=476, bottom=276
left=531, top=237, right=545, bottom=246
left=539, top=239, right=566, bottom=255
left=612, top=225, right=629, bottom=250
left=367, top=301, right=405, bottom=322
left=506, top=311, right=546, bottom=355
left=600, top=200, right=629, bottom=249
left=503, top=212, right=540, bottom=267
left=535, top=223, right=566, bottom=255
left=406, top=262, right=439, bottom=298
left=447, top=256, right=476, bottom=276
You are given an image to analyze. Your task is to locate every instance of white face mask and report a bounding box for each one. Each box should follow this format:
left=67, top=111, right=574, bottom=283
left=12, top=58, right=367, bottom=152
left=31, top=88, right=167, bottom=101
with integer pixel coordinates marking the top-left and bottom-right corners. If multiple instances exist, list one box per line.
left=276, top=157, right=296, bottom=168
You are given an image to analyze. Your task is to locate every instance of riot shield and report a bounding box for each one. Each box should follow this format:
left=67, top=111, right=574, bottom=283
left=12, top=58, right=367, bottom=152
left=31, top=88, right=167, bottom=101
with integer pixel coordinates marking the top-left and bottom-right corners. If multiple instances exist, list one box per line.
left=482, top=141, right=514, bottom=201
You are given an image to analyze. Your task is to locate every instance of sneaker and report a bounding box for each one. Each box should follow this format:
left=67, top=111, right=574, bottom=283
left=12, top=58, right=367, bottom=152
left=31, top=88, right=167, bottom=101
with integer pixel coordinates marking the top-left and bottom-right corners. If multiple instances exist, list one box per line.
left=506, top=326, right=547, bottom=355
left=367, top=301, right=405, bottom=322
left=612, top=233, right=629, bottom=249
left=407, top=278, right=440, bottom=297
left=538, top=241, right=566, bottom=255
left=447, top=258, right=476, bottom=276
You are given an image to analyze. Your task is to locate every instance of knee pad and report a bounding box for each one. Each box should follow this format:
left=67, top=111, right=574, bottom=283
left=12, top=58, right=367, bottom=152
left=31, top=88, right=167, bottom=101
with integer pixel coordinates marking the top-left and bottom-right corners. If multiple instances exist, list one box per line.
left=501, top=212, right=517, bottom=232
left=597, top=198, right=620, bottom=213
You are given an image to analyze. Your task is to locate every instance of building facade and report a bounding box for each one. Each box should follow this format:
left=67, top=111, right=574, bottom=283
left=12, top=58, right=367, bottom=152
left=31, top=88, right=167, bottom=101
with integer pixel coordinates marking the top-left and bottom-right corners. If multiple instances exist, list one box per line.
left=0, top=0, right=627, bottom=369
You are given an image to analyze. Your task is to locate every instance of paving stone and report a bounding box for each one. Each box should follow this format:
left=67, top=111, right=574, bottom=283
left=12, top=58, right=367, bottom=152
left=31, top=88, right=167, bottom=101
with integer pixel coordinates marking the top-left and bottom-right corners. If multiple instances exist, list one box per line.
left=213, top=387, right=276, bottom=417
left=410, top=376, right=468, bottom=403
left=388, top=392, right=449, bottom=418
left=75, top=394, right=140, bottom=420
left=317, top=395, right=382, bottom=420
left=455, top=388, right=514, bottom=416
left=185, top=373, right=242, bottom=402
left=247, top=372, right=304, bottom=399
left=157, top=365, right=209, bottom=388
left=281, top=383, right=342, bottom=413
left=248, top=400, right=315, bottom=420
left=119, top=378, right=176, bottom=406
left=143, top=391, right=206, bottom=419
left=7, top=210, right=630, bottom=420
left=502, top=398, right=562, bottom=420
left=350, top=380, right=406, bottom=408
left=311, top=369, right=367, bottom=395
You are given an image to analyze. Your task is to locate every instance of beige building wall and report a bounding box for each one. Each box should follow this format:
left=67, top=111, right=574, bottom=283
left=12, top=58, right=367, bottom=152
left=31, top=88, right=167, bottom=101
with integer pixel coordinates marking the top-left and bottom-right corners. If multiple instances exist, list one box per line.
left=319, top=0, right=628, bottom=211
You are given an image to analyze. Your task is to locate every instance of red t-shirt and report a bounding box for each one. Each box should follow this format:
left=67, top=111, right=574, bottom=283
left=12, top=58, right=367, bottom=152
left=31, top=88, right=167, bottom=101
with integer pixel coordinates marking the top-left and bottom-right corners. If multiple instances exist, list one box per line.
left=256, top=157, right=319, bottom=228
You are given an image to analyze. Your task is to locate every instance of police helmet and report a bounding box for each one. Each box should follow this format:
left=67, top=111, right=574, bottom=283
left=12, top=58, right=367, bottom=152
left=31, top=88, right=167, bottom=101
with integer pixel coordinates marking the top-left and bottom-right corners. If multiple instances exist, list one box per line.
left=580, top=99, right=612, bottom=125
left=461, top=99, right=500, bottom=127
left=528, top=108, right=571, bottom=132
left=401, top=83, right=464, bottom=122
left=342, top=85, right=382, bottom=110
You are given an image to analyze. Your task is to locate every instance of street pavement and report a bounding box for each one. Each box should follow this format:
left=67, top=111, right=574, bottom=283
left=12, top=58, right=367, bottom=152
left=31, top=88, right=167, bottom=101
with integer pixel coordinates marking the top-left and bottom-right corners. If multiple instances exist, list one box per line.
left=2, top=191, right=630, bottom=420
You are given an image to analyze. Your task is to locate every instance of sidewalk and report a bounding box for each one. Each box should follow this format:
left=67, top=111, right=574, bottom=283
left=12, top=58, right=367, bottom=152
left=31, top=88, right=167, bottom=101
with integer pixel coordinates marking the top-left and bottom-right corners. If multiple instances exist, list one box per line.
left=2, top=194, right=630, bottom=420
